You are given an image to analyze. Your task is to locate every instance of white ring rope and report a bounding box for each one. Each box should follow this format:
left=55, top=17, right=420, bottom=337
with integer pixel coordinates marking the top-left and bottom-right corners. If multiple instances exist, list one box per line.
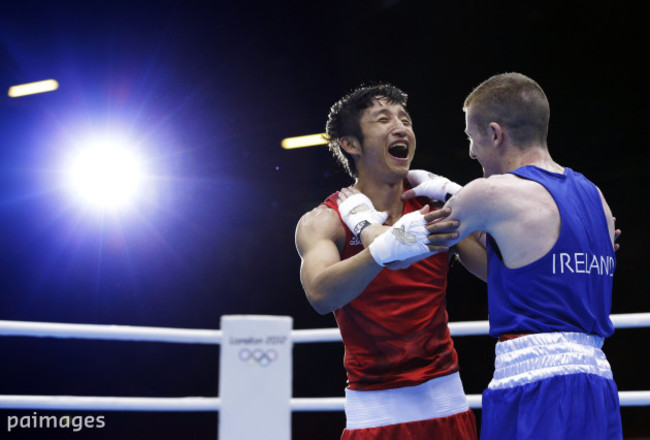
left=1, top=393, right=649, bottom=411
left=0, top=320, right=223, bottom=344
left=0, top=313, right=649, bottom=411
left=0, top=395, right=345, bottom=412
left=2, top=312, right=650, bottom=343
left=0, top=396, right=222, bottom=412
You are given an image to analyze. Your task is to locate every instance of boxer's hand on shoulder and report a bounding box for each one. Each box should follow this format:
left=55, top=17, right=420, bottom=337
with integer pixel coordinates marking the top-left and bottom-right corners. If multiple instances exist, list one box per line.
left=401, top=169, right=462, bottom=202
left=337, top=187, right=388, bottom=239
left=368, top=205, right=433, bottom=266
left=424, top=208, right=461, bottom=249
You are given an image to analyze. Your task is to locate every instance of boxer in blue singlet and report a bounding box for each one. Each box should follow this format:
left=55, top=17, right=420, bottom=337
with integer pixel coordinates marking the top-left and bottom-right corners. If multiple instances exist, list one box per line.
left=405, top=72, right=622, bottom=439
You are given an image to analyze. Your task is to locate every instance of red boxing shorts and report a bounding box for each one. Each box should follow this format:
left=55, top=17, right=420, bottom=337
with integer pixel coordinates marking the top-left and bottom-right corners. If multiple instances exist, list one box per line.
left=341, top=372, right=477, bottom=439
left=341, top=410, right=477, bottom=440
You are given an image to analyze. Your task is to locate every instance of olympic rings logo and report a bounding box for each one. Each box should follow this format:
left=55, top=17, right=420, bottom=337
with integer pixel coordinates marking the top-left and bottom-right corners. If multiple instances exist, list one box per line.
left=238, top=348, right=278, bottom=367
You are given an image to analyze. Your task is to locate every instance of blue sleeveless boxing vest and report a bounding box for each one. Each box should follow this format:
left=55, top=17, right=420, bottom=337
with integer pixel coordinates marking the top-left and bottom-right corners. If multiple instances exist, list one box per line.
left=486, top=165, right=615, bottom=338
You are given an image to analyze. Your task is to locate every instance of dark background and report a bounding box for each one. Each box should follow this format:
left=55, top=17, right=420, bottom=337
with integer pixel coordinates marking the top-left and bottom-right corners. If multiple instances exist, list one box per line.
left=0, top=0, right=647, bottom=438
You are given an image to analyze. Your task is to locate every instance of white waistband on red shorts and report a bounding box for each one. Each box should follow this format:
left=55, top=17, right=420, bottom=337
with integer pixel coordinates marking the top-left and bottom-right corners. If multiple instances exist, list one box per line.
left=488, top=332, right=613, bottom=390
left=344, top=372, right=469, bottom=430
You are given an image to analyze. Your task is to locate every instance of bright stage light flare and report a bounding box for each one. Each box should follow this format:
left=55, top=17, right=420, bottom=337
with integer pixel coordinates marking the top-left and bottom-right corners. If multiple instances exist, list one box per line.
left=8, top=79, right=59, bottom=97
left=65, top=142, right=145, bottom=212
left=281, top=133, right=327, bottom=149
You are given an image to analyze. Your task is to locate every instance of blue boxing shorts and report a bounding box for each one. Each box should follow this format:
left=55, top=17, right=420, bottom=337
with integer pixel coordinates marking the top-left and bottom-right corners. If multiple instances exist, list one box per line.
left=481, top=332, right=622, bottom=440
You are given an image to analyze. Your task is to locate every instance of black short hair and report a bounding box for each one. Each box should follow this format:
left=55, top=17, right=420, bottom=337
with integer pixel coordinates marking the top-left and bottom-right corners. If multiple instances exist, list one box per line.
left=325, top=83, right=408, bottom=178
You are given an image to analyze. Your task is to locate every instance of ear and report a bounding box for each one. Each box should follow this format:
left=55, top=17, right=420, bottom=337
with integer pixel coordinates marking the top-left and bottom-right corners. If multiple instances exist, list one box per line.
left=488, top=122, right=505, bottom=146
left=340, top=136, right=362, bottom=156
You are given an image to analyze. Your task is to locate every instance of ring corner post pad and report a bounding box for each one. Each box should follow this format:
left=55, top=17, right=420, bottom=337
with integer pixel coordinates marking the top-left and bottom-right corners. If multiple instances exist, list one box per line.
left=218, top=315, right=293, bottom=440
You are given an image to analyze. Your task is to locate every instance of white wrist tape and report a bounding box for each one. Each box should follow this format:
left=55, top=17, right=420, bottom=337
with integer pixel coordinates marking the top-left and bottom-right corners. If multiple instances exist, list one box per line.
left=338, top=193, right=388, bottom=238
left=368, top=210, right=430, bottom=266
left=407, top=169, right=462, bottom=201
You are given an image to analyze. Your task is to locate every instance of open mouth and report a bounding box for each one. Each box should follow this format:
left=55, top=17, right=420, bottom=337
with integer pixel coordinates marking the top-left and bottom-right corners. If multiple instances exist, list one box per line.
left=388, top=142, right=408, bottom=159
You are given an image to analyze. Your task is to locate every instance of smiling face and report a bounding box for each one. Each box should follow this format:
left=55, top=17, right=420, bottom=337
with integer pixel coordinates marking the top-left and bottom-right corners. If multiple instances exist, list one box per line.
left=354, top=96, right=415, bottom=181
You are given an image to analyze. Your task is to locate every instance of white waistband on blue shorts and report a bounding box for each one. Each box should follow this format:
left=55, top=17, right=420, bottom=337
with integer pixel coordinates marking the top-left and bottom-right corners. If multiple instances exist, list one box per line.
left=344, top=372, right=469, bottom=430
left=488, top=332, right=613, bottom=390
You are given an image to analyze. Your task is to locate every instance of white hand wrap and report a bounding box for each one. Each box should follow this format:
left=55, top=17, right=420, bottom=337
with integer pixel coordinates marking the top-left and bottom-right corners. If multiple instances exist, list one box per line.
left=368, top=210, right=430, bottom=266
left=407, top=169, right=462, bottom=201
left=338, top=192, right=388, bottom=239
